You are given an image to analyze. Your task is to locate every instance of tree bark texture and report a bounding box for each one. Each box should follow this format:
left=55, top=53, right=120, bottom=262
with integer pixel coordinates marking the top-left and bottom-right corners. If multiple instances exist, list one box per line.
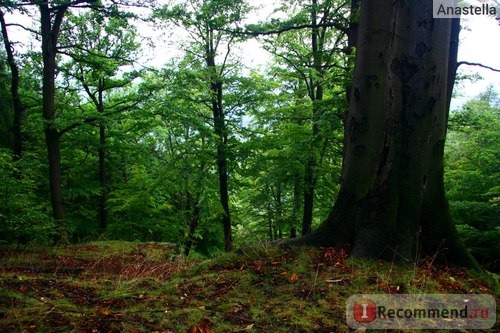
left=40, top=3, right=69, bottom=244
left=281, top=0, right=476, bottom=267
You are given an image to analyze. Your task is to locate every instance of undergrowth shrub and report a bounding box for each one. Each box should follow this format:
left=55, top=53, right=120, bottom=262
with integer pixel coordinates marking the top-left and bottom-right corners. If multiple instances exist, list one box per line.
left=0, top=150, right=56, bottom=245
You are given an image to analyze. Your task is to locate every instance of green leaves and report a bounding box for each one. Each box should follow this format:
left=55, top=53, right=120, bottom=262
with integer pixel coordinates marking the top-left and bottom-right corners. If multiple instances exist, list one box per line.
left=60, top=11, right=140, bottom=81
left=0, top=0, right=364, bottom=253
left=445, top=86, right=500, bottom=270
left=0, top=150, right=55, bottom=244
left=155, top=0, right=248, bottom=31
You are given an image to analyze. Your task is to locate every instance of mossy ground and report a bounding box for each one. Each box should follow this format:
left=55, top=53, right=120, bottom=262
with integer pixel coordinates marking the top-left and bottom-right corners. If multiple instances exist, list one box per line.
left=0, top=241, right=498, bottom=332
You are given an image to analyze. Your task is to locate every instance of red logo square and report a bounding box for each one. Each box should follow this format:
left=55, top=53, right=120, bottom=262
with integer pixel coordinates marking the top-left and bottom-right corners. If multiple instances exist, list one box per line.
left=353, top=300, right=377, bottom=323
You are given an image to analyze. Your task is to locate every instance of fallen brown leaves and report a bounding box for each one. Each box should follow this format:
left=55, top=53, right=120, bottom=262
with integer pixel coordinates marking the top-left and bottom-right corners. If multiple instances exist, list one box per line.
left=187, top=317, right=212, bottom=333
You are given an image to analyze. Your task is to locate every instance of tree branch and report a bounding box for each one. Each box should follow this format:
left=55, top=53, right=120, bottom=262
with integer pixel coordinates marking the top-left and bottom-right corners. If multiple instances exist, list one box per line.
left=4, top=22, right=39, bottom=35
left=48, top=0, right=98, bottom=11
left=457, top=61, right=500, bottom=73
left=58, top=116, right=98, bottom=137
left=225, top=21, right=348, bottom=37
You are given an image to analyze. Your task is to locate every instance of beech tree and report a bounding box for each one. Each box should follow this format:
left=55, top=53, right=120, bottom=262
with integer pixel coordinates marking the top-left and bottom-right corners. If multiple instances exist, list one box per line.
left=155, top=0, right=250, bottom=252
left=38, top=0, right=96, bottom=244
left=262, top=0, right=350, bottom=236
left=58, top=10, right=140, bottom=230
left=281, top=0, right=477, bottom=267
left=1, top=0, right=147, bottom=243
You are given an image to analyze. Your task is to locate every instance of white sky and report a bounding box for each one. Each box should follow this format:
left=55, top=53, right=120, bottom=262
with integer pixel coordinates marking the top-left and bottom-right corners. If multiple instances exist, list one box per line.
left=453, top=14, right=500, bottom=108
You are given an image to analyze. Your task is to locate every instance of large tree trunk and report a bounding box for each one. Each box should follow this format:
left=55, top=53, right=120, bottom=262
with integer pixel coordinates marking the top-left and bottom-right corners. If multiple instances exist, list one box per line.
left=419, top=18, right=474, bottom=267
left=280, top=0, right=476, bottom=267
left=40, top=4, right=69, bottom=244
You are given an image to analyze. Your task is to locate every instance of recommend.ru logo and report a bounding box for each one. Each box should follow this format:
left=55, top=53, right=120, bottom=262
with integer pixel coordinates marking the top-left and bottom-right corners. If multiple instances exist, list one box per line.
left=346, top=294, right=496, bottom=329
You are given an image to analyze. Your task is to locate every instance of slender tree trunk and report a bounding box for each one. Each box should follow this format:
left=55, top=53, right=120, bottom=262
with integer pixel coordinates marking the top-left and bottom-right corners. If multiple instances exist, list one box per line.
left=275, top=184, right=283, bottom=239
left=280, top=0, right=477, bottom=267
left=40, top=4, right=69, bottom=244
left=267, top=202, right=274, bottom=241
left=301, top=101, right=322, bottom=235
left=347, top=0, right=359, bottom=52
left=97, top=82, right=108, bottom=230
left=290, top=177, right=301, bottom=238
left=301, top=161, right=315, bottom=235
left=344, top=0, right=359, bottom=107
left=98, top=124, right=107, bottom=230
left=184, top=192, right=201, bottom=256
left=0, top=11, right=24, bottom=163
left=212, top=80, right=232, bottom=252
left=301, top=0, right=324, bottom=235
left=206, top=28, right=232, bottom=252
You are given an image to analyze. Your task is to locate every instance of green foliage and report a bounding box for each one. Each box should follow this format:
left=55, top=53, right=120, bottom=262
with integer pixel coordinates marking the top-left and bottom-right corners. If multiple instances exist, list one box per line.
left=234, top=0, right=350, bottom=241
left=106, top=164, right=177, bottom=242
left=445, top=86, right=500, bottom=271
left=0, top=0, right=354, bottom=254
left=0, top=150, right=55, bottom=244
left=154, top=0, right=249, bottom=32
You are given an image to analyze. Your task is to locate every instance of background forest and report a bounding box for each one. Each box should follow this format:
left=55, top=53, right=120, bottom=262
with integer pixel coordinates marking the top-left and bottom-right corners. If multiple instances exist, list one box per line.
left=0, top=0, right=498, bottom=271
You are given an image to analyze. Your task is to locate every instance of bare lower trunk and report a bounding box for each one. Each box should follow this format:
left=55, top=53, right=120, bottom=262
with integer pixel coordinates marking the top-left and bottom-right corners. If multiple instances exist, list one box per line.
left=301, top=0, right=323, bottom=235
left=46, top=128, right=68, bottom=243
left=213, top=111, right=232, bottom=251
left=98, top=124, right=108, bottom=230
left=302, top=162, right=315, bottom=235
left=184, top=193, right=201, bottom=256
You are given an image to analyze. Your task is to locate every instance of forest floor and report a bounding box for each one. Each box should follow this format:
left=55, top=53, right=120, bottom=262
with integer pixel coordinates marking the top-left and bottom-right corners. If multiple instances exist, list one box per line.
left=0, top=241, right=498, bottom=333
